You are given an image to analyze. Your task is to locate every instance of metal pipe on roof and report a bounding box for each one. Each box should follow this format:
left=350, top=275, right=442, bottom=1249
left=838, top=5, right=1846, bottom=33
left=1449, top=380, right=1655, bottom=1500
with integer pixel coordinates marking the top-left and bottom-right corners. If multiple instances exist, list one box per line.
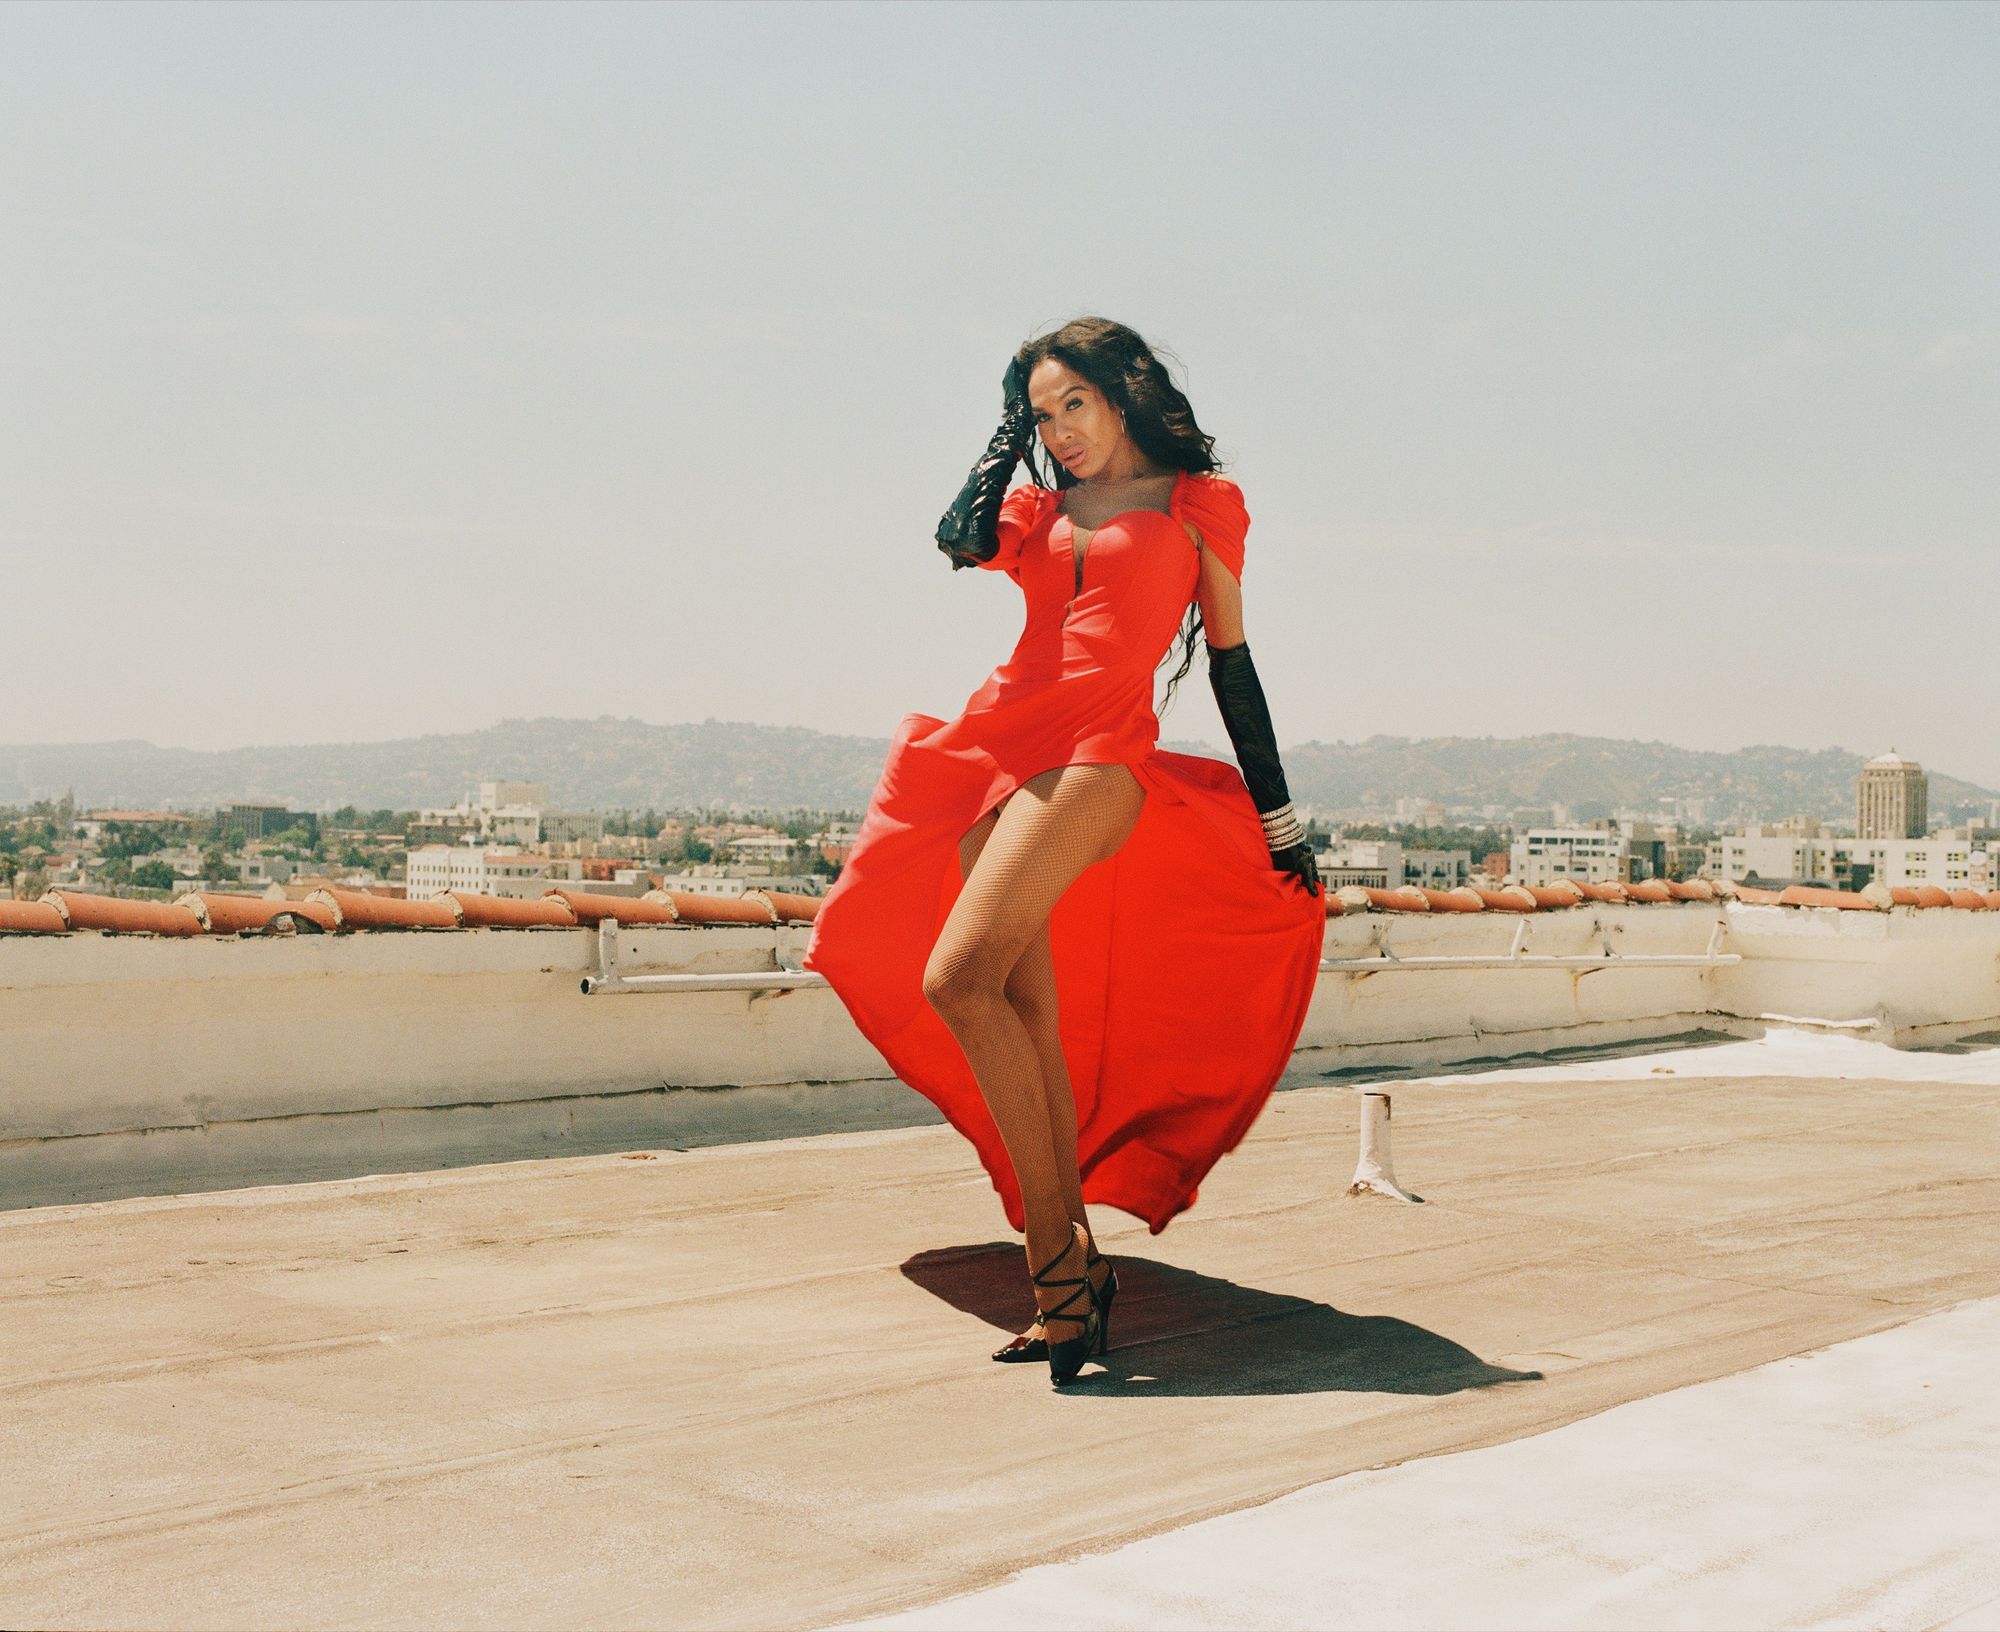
left=581, top=917, right=827, bottom=995
left=1319, top=953, right=1741, bottom=971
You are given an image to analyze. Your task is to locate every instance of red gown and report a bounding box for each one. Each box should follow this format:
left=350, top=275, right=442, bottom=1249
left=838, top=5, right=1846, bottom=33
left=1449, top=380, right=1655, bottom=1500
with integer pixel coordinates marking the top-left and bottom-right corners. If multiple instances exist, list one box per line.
left=801, top=469, right=1325, bottom=1234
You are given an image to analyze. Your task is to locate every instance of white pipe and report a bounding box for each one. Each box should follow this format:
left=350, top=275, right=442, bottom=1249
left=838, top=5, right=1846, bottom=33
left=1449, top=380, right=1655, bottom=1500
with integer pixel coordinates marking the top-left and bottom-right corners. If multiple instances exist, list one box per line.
left=1320, top=952, right=1740, bottom=972
left=1348, top=1091, right=1422, bottom=1203
left=1322, top=915, right=1736, bottom=972
left=581, top=917, right=828, bottom=996
left=584, top=970, right=830, bottom=996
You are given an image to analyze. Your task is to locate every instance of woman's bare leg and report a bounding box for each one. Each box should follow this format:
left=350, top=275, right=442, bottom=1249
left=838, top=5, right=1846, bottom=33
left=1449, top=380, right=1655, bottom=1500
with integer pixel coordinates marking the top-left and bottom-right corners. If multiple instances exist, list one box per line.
left=925, top=764, right=1146, bottom=1334
left=956, top=815, right=1112, bottom=1341
left=955, top=809, right=1088, bottom=1228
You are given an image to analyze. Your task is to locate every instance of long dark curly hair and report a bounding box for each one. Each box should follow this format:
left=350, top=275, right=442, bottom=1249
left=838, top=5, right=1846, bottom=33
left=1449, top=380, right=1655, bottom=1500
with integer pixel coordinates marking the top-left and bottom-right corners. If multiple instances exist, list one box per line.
left=1011, top=316, right=1222, bottom=718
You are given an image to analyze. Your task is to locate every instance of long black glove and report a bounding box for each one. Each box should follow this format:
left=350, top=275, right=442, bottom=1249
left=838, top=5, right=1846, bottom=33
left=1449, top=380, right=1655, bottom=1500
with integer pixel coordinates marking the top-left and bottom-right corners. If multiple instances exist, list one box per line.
left=1207, top=640, right=1322, bottom=897
left=936, top=358, right=1036, bottom=571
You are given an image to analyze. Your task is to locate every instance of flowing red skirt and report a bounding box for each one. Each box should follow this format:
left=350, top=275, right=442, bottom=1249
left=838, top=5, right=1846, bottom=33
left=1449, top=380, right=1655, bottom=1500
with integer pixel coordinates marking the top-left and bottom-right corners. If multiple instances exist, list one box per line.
left=801, top=710, right=1326, bottom=1235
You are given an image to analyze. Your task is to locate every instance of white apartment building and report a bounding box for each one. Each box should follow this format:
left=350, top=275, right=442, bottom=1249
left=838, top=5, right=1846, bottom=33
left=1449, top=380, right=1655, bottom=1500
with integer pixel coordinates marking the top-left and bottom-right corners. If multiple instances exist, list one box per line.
left=1402, top=848, right=1472, bottom=889
left=1703, top=829, right=1991, bottom=890
left=1510, top=828, right=1627, bottom=887
left=1317, top=840, right=1403, bottom=891
left=414, top=782, right=600, bottom=848
left=479, top=781, right=546, bottom=809
left=1838, top=836, right=1988, bottom=890
left=404, top=845, right=549, bottom=901
left=655, top=872, right=753, bottom=899
left=725, top=833, right=800, bottom=867
left=1707, top=831, right=1835, bottom=885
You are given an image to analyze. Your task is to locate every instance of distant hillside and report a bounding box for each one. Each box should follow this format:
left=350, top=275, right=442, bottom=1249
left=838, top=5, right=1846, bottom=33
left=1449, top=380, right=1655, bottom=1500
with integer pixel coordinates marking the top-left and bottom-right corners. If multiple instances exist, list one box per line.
left=2, top=719, right=1993, bottom=822
left=1280, top=734, right=1998, bottom=823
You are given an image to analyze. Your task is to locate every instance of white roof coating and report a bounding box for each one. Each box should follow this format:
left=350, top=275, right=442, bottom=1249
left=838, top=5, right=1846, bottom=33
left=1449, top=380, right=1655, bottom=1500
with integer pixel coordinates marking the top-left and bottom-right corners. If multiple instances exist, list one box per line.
left=846, top=1294, right=2000, bottom=1632
left=1392, top=1026, right=2000, bottom=1089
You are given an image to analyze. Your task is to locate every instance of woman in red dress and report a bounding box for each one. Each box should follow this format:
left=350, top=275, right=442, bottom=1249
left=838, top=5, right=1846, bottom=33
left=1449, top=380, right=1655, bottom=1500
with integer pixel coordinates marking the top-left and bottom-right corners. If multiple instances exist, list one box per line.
left=801, top=317, right=1324, bottom=1385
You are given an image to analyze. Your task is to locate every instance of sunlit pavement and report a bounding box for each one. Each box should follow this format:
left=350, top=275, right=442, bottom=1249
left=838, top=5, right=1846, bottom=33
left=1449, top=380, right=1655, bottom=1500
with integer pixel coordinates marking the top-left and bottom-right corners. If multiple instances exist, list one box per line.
left=4, top=1032, right=1998, bottom=1630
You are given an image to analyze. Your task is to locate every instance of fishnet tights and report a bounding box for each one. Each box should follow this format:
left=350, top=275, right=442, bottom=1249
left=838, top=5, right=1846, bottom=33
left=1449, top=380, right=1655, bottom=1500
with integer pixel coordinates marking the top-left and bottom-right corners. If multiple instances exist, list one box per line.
left=920, top=762, right=1145, bottom=1333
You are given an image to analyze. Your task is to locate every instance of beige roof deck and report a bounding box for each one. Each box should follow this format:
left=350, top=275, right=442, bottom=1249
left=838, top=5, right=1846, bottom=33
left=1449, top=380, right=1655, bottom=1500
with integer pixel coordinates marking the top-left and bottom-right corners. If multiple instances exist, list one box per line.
left=5, top=1034, right=1999, bottom=1630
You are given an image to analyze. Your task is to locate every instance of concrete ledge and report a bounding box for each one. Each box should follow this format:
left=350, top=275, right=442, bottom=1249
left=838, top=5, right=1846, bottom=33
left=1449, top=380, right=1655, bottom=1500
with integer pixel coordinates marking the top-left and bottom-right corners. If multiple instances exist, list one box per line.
left=6, top=903, right=2000, bottom=1211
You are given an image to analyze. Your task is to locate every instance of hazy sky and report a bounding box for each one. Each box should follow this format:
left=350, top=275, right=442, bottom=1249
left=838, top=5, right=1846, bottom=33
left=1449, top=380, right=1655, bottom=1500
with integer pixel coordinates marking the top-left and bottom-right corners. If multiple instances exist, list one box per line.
left=3, top=3, right=1995, bottom=780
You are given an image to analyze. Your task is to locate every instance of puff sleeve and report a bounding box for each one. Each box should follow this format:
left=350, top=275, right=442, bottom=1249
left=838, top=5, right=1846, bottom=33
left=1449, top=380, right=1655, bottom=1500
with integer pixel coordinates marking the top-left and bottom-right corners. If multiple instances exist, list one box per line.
left=1172, top=472, right=1250, bottom=582
left=979, top=484, right=1058, bottom=574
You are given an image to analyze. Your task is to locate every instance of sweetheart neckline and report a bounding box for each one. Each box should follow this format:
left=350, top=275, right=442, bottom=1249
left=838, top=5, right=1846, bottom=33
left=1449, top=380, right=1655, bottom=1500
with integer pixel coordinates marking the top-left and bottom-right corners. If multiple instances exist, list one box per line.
left=1055, top=468, right=1187, bottom=543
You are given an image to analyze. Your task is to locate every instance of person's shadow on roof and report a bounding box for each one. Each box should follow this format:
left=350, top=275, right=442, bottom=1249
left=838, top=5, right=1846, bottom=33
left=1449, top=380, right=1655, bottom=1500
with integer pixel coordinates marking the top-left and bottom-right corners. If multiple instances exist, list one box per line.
left=901, top=1243, right=1542, bottom=1398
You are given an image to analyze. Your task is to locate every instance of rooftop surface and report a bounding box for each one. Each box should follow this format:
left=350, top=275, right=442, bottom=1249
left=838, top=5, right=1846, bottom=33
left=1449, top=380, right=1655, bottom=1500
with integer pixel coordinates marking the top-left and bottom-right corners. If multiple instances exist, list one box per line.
left=5, top=1031, right=1998, bottom=1629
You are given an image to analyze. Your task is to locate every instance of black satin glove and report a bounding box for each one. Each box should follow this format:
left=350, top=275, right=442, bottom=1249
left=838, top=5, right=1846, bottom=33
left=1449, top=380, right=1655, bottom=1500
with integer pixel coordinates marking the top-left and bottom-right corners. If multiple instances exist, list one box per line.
left=1207, top=640, right=1322, bottom=898
left=936, top=357, right=1036, bottom=570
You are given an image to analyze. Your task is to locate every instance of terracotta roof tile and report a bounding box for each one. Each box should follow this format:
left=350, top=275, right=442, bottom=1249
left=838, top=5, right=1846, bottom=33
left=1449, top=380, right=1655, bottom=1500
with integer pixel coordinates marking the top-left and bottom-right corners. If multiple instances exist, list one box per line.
left=1623, top=880, right=1673, bottom=904
left=306, top=887, right=460, bottom=931
left=177, top=893, right=339, bottom=934
left=1469, top=885, right=1539, bottom=912
left=745, top=889, right=822, bottom=924
left=0, top=900, right=68, bottom=934
left=447, top=892, right=579, bottom=928
left=1947, top=889, right=1990, bottom=910
left=642, top=889, right=776, bottom=925
left=1418, top=886, right=1485, bottom=913
left=1732, top=884, right=1785, bottom=904
left=1889, top=885, right=1953, bottom=909
left=1985, top=891, right=2000, bottom=910
left=552, top=889, right=680, bottom=926
left=1665, top=880, right=1715, bottom=902
left=1523, top=883, right=1586, bottom=908
left=43, top=891, right=203, bottom=936
left=1321, top=891, right=1345, bottom=916
left=1334, top=885, right=1431, bottom=913
left=1776, top=885, right=1882, bottom=911
left=1568, top=880, right=1629, bottom=903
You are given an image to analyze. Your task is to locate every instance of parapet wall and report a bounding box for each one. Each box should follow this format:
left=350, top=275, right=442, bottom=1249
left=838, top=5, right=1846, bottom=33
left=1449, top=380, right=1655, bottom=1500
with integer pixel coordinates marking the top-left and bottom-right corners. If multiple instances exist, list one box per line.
left=3, top=889, right=1998, bottom=1207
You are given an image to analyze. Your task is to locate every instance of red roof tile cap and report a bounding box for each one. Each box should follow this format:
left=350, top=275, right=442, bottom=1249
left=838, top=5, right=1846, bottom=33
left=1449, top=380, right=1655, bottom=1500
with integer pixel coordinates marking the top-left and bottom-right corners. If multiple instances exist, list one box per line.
left=1732, top=884, right=1785, bottom=905
left=1947, top=889, right=1990, bottom=910
left=1776, top=884, right=1883, bottom=912
left=1419, top=886, right=1485, bottom=913
left=307, top=887, right=460, bottom=931
left=1569, top=879, right=1629, bottom=903
left=177, top=893, right=339, bottom=934
left=0, top=900, right=69, bottom=935
left=447, top=892, right=578, bottom=928
left=745, top=889, right=821, bottom=924
left=1664, top=880, right=1715, bottom=902
left=641, top=889, right=775, bottom=925
left=1889, top=885, right=1953, bottom=909
left=1333, top=884, right=1431, bottom=913
left=42, top=891, right=203, bottom=936
left=551, top=889, right=679, bottom=925
left=1469, top=885, right=1539, bottom=912
left=1623, top=880, right=1673, bottom=904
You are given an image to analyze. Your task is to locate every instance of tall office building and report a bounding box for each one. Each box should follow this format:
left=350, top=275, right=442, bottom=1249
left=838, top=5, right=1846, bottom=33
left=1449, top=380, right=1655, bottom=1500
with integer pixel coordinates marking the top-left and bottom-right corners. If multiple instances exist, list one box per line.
left=1856, top=750, right=1928, bottom=840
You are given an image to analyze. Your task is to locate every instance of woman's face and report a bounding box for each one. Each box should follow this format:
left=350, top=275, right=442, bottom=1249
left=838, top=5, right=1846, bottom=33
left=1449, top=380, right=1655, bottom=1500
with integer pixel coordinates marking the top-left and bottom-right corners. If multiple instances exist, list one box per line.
left=1028, top=357, right=1127, bottom=481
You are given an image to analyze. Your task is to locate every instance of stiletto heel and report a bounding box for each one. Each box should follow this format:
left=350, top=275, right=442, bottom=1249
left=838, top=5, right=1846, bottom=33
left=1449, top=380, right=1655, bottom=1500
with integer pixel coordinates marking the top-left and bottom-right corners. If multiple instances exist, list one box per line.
left=992, top=1238, right=1116, bottom=1363
left=1095, top=1257, right=1117, bottom=1355
left=1029, top=1222, right=1102, bottom=1388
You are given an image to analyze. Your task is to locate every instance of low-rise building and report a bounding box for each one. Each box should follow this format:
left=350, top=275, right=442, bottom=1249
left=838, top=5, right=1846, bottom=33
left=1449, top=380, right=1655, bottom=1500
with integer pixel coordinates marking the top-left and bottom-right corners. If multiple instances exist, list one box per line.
left=1510, top=827, right=1627, bottom=887
left=405, top=846, right=550, bottom=901
left=1317, top=840, right=1403, bottom=891
left=1402, top=849, right=1471, bottom=890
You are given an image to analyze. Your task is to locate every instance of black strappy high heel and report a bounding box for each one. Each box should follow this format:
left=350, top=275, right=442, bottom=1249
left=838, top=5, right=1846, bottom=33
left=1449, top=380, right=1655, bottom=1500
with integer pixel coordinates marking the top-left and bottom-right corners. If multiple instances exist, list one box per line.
left=1028, top=1222, right=1103, bottom=1388
left=991, top=1242, right=1117, bottom=1364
